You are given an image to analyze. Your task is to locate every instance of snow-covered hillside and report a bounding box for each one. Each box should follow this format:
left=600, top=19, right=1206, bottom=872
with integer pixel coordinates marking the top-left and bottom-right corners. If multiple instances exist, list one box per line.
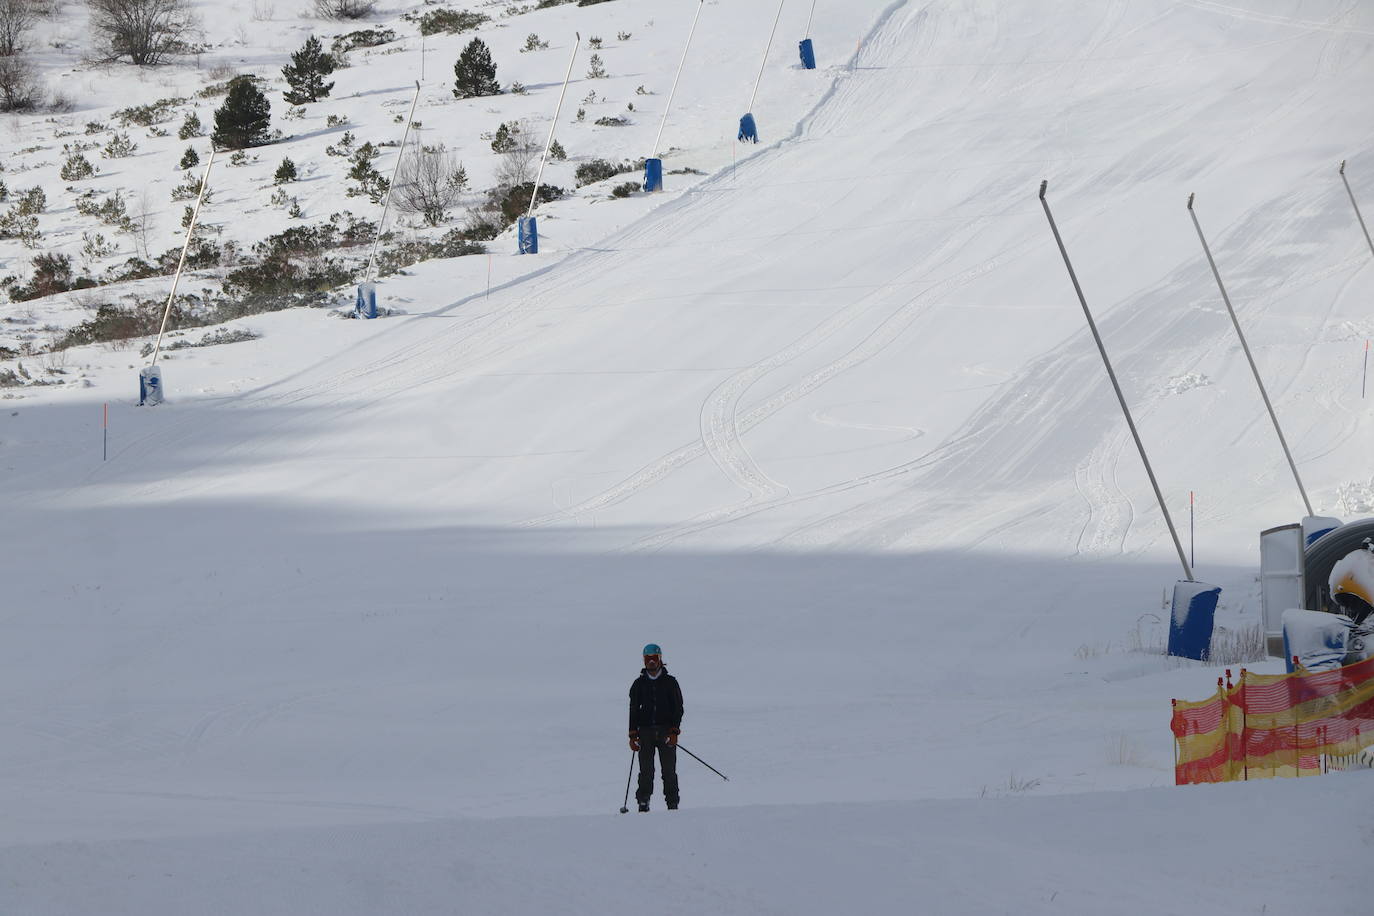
left=2, top=1, right=1371, bottom=913
left=0, top=0, right=856, bottom=359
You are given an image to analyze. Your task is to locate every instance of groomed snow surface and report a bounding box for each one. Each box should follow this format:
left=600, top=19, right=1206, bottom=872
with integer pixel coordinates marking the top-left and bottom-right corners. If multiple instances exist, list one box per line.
left=3, top=0, right=1373, bottom=913
left=2, top=776, right=1364, bottom=915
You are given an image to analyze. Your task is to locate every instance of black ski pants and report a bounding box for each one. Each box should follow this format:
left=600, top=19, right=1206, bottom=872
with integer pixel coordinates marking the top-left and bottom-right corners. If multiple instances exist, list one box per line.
left=635, top=726, right=679, bottom=806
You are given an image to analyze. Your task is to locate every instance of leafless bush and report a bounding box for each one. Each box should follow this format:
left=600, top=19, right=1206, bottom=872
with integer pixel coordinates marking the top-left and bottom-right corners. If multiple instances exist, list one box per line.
left=1208, top=623, right=1265, bottom=665
left=0, top=54, right=40, bottom=110
left=88, top=0, right=196, bottom=65
left=462, top=206, right=503, bottom=241
left=128, top=188, right=154, bottom=259
left=393, top=144, right=468, bottom=227
left=313, top=0, right=373, bottom=20
left=1104, top=732, right=1147, bottom=767
left=980, top=773, right=1041, bottom=798
left=0, top=0, right=36, bottom=56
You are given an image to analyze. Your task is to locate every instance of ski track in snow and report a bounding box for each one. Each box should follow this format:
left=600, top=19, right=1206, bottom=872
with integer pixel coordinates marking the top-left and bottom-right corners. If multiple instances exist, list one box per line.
left=529, top=0, right=1141, bottom=542
left=1181, top=0, right=1374, bottom=36
left=614, top=217, right=1039, bottom=552
left=808, top=404, right=924, bottom=447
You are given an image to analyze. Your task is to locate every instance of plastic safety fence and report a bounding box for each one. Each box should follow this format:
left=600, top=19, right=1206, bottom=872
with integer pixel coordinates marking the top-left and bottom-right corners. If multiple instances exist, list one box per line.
left=1171, top=655, right=1374, bottom=784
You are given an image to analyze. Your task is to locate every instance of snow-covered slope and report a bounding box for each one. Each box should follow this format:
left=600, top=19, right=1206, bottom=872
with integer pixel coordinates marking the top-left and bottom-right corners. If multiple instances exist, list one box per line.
left=2, top=774, right=1364, bottom=915
left=2, top=1, right=1373, bottom=913
left=0, top=0, right=857, bottom=351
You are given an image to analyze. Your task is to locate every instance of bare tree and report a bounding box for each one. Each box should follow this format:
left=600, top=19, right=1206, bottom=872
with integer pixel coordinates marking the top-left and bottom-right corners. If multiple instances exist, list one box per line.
left=87, top=0, right=196, bottom=65
left=128, top=187, right=155, bottom=261
left=394, top=144, right=468, bottom=227
left=313, top=0, right=373, bottom=20
left=0, top=0, right=36, bottom=56
left=493, top=119, right=540, bottom=190
left=0, top=54, right=39, bottom=110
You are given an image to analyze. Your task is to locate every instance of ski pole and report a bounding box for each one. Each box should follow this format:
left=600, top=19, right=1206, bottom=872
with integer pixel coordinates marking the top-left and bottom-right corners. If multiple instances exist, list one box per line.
left=677, top=744, right=729, bottom=781
left=618, top=749, right=636, bottom=813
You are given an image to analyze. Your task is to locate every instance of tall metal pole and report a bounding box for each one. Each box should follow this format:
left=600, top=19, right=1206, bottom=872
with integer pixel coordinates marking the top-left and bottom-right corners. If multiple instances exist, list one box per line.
left=1339, top=160, right=1374, bottom=260
left=150, top=146, right=216, bottom=367
left=1187, top=193, right=1313, bottom=517
left=528, top=34, right=581, bottom=219
left=1190, top=490, right=1195, bottom=569
left=748, top=0, right=787, bottom=112
left=1038, top=181, right=1195, bottom=582
left=364, top=81, right=422, bottom=284
left=653, top=0, right=704, bottom=157
left=805, top=0, right=818, bottom=38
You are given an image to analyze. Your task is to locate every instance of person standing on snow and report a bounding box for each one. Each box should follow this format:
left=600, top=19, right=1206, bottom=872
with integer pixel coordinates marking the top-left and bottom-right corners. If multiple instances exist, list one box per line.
left=628, top=643, right=684, bottom=812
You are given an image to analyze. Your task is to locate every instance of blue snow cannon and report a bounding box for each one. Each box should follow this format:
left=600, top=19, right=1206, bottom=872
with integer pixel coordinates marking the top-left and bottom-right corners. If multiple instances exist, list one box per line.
left=738, top=113, right=758, bottom=144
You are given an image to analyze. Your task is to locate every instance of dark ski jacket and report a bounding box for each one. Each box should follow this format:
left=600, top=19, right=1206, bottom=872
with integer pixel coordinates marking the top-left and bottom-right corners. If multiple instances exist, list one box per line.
left=628, top=667, right=684, bottom=732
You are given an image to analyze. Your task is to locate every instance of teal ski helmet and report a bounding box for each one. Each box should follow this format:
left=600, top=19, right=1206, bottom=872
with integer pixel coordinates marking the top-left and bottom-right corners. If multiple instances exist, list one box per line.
left=642, top=643, right=662, bottom=656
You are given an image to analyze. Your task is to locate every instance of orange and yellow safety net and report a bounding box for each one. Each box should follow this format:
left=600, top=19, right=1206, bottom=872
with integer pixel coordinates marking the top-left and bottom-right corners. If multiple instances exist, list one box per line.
left=1171, top=655, right=1374, bottom=784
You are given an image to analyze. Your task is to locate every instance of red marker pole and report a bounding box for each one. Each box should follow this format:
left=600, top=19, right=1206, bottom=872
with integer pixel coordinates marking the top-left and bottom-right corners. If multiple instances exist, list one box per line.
left=1239, top=669, right=1248, bottom=780
left=1171, top=699, right=1179, bottom=784
left=486, top=253, right=492, bottom=299
left=102, top=402, right=108, bottom=461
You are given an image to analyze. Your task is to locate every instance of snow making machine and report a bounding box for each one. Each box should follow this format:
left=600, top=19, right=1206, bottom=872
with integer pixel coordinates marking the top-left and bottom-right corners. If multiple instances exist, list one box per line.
left=1261, top=516, right=1374, bottom=669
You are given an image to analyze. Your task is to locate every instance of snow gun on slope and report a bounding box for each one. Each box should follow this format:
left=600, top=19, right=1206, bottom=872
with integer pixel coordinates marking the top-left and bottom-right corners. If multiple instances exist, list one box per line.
left=1275, top=524, right=1374, bottom=671
left=1040, top=181, right=1222, bottom=661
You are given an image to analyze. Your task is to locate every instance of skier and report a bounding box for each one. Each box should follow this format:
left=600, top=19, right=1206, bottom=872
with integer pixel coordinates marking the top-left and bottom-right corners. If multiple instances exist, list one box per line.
left=628, top=643, right=684, bottom=812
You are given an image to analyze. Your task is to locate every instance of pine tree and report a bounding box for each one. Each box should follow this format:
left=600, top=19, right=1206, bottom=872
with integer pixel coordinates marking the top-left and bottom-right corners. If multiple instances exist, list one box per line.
left=178, top=112, right=202, bottom=140
left=212, top=77, right=272, bottom=150
left=452, top=38, right=500, bottom=100
left=345, top=143, right=390, bottom=203
left=491, top=121, right=519, bottom=154
left=274, top=157, right=298, bottom=184
left=179, top=146, right=199, bottom=170
left=282, top=36, right=336, bottom=105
